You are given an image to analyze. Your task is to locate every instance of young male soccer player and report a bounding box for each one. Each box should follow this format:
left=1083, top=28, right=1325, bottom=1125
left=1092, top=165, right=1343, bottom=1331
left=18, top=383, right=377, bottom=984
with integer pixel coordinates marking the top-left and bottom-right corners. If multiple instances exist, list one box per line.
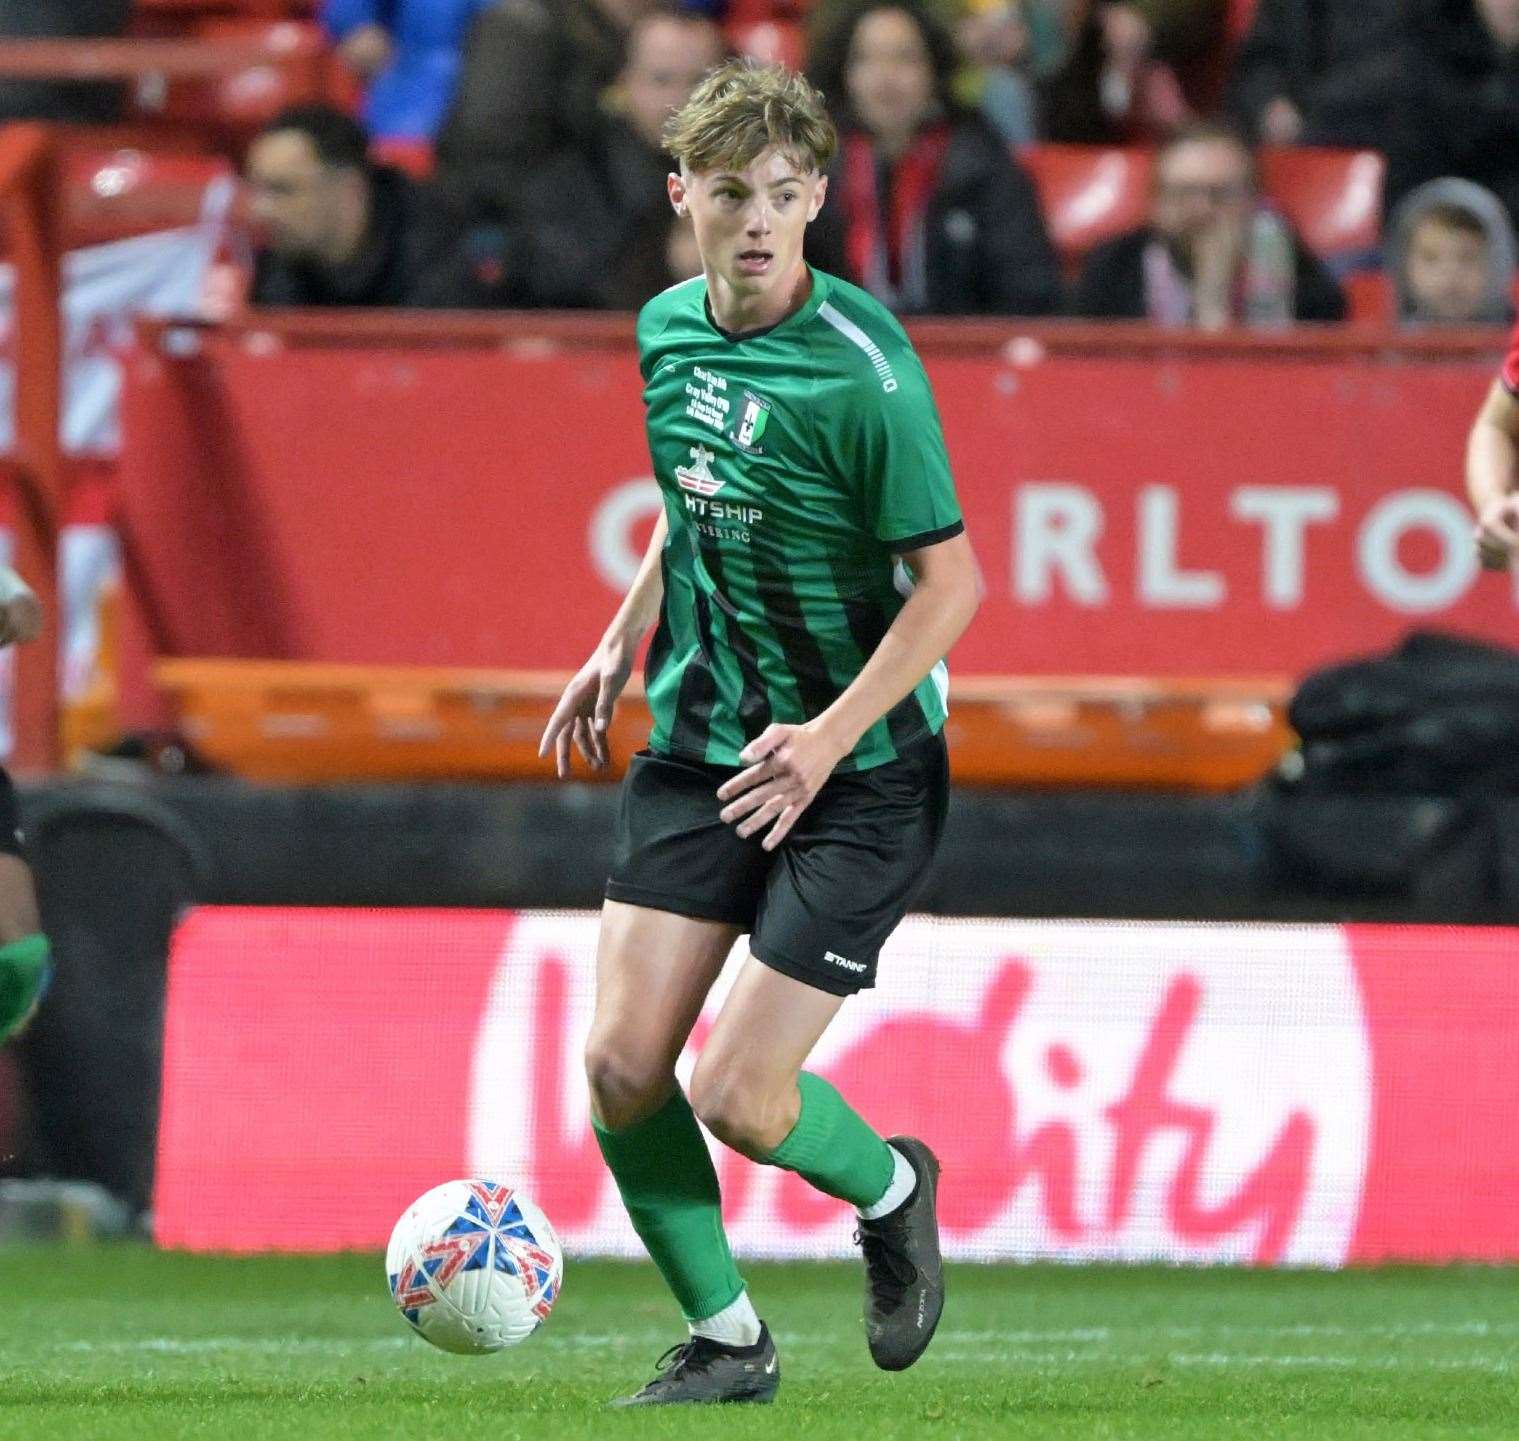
left=539, top=59, right=980, bottom=1407
left=0, top=569, right=51, bottom=1043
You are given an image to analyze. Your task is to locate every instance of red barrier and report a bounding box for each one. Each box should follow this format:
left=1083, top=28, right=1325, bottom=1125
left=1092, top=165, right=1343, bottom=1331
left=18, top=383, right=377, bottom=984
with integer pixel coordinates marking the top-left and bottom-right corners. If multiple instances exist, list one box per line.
left=155, top=908, right=1519, bottom=1263
left=118, top=320, right=1513, bottom=687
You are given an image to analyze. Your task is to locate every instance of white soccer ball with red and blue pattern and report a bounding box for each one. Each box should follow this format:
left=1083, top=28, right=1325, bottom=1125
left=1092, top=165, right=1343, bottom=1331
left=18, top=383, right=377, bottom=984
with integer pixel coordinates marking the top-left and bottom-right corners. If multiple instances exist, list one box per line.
left=386, top=1179, right=563, bottom=1354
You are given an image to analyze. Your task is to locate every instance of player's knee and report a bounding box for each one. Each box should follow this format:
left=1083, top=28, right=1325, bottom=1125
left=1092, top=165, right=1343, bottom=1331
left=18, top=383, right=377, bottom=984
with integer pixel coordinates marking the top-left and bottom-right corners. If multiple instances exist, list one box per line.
left=583, top=1034, right=672, bottom=1131
left=689, top=1065, right=791, bottom=1158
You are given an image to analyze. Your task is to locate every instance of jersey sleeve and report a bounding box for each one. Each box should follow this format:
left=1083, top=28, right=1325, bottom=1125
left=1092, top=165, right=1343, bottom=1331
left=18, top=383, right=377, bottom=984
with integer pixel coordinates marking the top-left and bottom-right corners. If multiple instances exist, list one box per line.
left=845, top=348, right=964, bottom=550
left=1503, top=319, right=1519, bottom=396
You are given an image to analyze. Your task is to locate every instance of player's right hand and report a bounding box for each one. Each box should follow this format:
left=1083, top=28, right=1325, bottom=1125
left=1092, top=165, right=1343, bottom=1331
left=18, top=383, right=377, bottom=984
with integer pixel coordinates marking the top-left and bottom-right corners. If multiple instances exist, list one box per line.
left=537, top=638, right=633, bottom=779
left=1474, top=494, right=1519, bottom=570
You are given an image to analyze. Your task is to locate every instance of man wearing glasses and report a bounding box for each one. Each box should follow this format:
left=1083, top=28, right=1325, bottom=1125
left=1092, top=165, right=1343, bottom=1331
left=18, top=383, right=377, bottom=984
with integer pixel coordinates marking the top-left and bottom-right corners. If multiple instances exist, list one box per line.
left=1073, top=121, right=1346, bottom=328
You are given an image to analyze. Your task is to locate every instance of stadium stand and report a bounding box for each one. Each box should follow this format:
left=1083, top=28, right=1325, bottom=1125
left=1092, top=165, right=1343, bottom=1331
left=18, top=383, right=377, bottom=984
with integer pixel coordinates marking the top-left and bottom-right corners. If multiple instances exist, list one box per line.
left=0, top=2, right=1487, bottom=777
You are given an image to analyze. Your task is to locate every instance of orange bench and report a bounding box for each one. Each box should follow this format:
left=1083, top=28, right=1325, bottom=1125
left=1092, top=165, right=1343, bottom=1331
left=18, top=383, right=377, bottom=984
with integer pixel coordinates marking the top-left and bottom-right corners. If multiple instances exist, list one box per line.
left=150, top=659, right=1293, bottom=791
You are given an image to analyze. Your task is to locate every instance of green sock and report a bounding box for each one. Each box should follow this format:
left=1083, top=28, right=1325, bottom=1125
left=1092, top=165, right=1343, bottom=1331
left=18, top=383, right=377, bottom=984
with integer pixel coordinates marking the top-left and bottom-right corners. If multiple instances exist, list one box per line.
left=764, top=1071, right=895, bottom=1209
left=0, top=933, right=51, bottom=1041
left=593, top=1088, right=746, bottom=1322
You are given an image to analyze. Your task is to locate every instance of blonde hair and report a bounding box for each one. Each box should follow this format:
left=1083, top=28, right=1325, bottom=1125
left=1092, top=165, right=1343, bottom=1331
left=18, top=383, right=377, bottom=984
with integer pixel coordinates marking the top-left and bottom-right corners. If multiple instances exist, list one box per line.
left=663, top=58, right=837, bottom=176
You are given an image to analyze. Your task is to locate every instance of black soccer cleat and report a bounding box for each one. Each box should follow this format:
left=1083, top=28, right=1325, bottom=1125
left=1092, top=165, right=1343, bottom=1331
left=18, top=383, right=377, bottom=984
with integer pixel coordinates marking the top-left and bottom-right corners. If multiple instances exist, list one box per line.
left=609, top=1323, right=779, bottom=1407
left=855, top=1136, right=945, bottom=1371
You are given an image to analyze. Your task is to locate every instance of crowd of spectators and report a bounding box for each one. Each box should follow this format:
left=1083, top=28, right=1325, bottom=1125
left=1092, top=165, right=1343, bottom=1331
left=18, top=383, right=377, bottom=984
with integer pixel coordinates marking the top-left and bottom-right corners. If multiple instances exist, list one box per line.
left=9, top=0, right=1519, bottom=328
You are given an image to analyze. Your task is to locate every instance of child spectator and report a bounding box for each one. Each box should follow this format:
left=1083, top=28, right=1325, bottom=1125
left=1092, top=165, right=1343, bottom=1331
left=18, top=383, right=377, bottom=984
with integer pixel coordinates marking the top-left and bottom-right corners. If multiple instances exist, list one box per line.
left=1388, top=180, right=1516, bottom=327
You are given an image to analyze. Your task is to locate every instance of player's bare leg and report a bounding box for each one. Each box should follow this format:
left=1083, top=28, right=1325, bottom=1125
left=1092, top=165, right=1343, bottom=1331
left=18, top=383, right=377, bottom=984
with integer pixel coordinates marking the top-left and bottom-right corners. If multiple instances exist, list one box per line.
left=693, top=955, right=945, bottom=1372
left=585, top=900, right=735, bottom=1132
left=688, top=953, right=845, bottom=1155
left=587, top=901, right=779, bottom=1406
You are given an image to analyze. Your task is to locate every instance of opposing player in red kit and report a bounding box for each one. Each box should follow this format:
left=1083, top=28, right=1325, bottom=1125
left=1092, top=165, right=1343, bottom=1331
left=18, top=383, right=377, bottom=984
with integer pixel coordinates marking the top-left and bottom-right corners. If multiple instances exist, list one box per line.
left=1468, top=323, right=1519, bottom=567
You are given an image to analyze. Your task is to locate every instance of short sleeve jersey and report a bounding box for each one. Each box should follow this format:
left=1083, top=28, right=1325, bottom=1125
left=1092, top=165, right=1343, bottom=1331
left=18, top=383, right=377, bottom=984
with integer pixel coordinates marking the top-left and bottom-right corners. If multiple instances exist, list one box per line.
left=636, top=266, right=964, bottom=773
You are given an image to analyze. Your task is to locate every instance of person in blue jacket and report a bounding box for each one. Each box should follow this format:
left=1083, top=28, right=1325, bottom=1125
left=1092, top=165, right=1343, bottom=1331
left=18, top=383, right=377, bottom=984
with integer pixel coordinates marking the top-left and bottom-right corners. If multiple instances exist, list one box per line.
left=322, top=0, right=495, bottom=142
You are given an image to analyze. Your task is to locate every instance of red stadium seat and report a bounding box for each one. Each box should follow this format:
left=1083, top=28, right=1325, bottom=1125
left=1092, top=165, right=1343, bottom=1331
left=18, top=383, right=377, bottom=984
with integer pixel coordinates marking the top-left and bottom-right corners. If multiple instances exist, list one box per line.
left=1020, top=145, right=1155, bottom=271
left=151, top=21, right=333, bottom=142
left=725, top=20, right=805, bottom=73
left=1259, top=147, right=1385, bottom=260
left=61, top=149, right=235, bottom=249
left=0, top=145, right=233, bottom=261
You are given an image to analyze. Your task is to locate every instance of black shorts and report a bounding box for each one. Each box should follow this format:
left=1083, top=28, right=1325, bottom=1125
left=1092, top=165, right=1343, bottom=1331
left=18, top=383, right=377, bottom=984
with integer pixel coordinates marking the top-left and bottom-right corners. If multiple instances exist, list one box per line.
left=604, top=732, right=949, bottom=997
left=0, top=768, right=22, bottom=857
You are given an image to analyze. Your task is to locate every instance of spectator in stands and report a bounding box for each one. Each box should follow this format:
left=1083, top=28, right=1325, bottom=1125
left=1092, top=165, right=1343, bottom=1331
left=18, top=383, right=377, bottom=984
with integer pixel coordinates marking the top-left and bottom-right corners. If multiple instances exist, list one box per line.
left=0, top=0, right=130, bottom=126
left=322, top=0, right=494, bottom=143
left=805, top=0, right=1061, bottom=315
left=1227, top=0, right=1401, bottom=148
left=1384, top=0, right=1519, bottom=232
left=575, top=6, right=726, bottom=307
left=944, top=2, right=1036, bottom=146
left=1388, top=180, right=1516, bottom=327
left=813, top=0, right=1063, bottom=145
left=435, top=0, right=657, bottom=220
left=1072, top=121, right=1347, bottom=326
left=246, top=105, right=487, bottom=309
left=1038, top=0, right=1225, bottom=144
left=470, top=5, right=721, bottom=308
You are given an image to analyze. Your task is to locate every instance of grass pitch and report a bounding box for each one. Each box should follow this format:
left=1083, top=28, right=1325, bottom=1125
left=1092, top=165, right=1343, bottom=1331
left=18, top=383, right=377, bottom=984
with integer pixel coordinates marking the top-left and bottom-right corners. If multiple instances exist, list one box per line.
left=0, top=1247, right=1513, bottom=1440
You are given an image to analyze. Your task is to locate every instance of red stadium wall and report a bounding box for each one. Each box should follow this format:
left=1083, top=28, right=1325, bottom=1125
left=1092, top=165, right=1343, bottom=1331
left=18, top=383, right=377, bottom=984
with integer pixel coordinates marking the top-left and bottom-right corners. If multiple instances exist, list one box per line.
left=117, top=322, right=1515, bottom=689
left=154, top=909, right=1519, bottom=1264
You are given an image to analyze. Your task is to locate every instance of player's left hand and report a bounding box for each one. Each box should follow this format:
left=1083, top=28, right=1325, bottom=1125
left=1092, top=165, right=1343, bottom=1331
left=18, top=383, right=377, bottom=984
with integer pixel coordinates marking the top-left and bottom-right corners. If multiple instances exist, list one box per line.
left=716, top=721, right=848, bottom=852
left=0, top=592, right=42, bottom=648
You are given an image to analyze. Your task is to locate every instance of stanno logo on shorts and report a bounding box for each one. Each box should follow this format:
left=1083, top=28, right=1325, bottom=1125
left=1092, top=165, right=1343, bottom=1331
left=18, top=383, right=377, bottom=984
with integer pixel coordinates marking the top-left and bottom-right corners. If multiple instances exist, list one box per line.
left=825, top=950, right=866, bottom=973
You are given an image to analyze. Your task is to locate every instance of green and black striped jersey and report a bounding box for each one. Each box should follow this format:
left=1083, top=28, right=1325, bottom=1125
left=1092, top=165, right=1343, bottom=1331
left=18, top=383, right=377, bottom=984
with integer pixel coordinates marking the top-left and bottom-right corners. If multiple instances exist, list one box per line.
left=637, top=266, right=964, bottom=773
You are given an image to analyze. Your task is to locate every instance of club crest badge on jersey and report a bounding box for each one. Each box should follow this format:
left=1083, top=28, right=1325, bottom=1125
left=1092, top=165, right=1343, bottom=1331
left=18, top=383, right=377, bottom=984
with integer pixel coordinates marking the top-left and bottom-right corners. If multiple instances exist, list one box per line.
left=675, top=443, right=725, bottom=496
left=731, top=390, right=772, bottom=453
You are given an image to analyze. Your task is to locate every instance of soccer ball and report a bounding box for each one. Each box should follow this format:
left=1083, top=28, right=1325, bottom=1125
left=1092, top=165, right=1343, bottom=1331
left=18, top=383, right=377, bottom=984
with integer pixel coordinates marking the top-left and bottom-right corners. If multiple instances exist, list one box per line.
left=386, top=1179, right=564, bottom=1354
